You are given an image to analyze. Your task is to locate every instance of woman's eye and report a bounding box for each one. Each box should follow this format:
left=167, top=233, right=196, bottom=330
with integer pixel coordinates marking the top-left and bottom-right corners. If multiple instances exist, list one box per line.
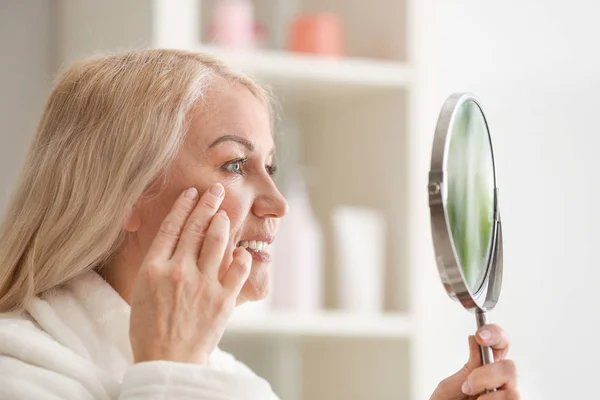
left=224, top=158, right=247, bottom=175
left=230, top=162, right=242, bottom=174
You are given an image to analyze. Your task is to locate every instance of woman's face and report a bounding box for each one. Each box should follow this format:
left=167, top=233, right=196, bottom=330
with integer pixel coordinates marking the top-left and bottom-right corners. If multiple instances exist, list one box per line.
left=127, top=78, right=288, bottom=303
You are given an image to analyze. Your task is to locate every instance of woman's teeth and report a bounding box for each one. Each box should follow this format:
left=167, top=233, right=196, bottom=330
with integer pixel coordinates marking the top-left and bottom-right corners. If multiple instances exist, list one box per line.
left=239, top=240, right=268, bottom=253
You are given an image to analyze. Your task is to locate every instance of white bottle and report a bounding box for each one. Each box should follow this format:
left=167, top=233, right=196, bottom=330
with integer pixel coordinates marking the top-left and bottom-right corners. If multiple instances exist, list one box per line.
left=331, top=206, right=386, bottom=314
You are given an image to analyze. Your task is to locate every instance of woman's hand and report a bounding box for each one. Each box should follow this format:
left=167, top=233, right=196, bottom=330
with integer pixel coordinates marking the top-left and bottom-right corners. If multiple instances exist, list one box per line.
left=129, top=184, right=251, bottom=365
left=429, top=324, right=519, bottom=400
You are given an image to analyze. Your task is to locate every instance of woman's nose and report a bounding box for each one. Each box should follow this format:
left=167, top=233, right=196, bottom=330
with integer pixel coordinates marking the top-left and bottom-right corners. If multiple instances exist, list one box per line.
left=253, top=181, right=289, bottom=219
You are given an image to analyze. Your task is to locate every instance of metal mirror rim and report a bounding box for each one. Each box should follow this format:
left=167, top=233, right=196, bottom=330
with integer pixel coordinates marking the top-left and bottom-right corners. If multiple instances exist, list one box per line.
left=428, top=93, right=501, bottom=311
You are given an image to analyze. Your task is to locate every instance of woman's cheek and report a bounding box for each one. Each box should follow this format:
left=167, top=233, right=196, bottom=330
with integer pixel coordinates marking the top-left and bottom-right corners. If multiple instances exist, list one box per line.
left=219, top=190, right=249, bottom=235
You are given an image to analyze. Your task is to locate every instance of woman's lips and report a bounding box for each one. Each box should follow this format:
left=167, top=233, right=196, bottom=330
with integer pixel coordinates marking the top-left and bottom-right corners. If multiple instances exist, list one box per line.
left=236, top=237, right=273, bottom=263
left=246, top=248, right=271, bottom=263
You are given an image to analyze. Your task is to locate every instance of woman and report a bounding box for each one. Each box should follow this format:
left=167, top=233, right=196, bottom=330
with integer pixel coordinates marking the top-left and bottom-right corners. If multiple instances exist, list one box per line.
left=0, top=49, right=518, bottom=399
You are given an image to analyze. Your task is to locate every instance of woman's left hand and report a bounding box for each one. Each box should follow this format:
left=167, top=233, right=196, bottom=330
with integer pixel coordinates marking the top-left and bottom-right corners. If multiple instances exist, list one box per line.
left=429, top=324, right=519, bottom=400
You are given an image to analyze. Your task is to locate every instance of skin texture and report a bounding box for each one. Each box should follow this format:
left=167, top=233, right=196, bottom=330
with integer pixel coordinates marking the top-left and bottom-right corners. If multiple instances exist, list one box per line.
left=103, top=78, right=287, bottom=363
left=104, top=77, right=288, bottom=307
left=101, top=77, right=519, bottom=398
left=127, top=186, right=250, bottom=364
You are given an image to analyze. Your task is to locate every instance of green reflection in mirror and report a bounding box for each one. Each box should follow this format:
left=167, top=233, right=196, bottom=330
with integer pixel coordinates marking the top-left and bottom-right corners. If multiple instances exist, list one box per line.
left=446, top=100, right=495, bottom=292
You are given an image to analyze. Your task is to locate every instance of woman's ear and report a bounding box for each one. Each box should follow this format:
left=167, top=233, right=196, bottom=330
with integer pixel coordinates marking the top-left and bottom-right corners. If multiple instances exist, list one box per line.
left=123, top=206, right=142, bottom=232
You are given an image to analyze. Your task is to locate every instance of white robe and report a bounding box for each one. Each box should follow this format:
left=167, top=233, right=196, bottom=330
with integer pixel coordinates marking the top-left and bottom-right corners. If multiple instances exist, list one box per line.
left=0, top=271, right=280, bottom=399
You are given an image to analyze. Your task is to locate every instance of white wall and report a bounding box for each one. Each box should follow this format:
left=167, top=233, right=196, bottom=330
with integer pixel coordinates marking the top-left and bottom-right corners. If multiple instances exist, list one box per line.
left=0, top=1, right=52, bottom=213
left=413, top=1, right=600, bottom=399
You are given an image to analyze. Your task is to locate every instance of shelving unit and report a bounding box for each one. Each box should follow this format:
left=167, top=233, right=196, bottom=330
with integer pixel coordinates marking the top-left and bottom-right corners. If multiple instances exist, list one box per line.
left=198, top=45, right=413, bottom=106
left=226, top=309, right=414, bottom=338
left=200, top=46, right=412, bottom=88
left=53, top=1, right=438, bottom=399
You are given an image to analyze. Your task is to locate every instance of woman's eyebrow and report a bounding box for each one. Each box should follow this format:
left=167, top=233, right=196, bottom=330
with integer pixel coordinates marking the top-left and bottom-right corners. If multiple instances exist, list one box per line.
left=208, top=135, right=254, bottom=151
left=207, top=134, right=276, bottom=156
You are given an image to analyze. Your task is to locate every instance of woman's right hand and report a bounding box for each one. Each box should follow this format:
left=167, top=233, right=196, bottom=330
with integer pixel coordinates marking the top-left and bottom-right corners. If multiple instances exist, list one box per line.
left=128, top=184, right=251, bottom=365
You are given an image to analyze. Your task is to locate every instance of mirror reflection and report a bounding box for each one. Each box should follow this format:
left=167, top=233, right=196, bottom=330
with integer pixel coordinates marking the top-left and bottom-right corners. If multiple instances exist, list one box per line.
left=445, top=100, right=496, bottom=293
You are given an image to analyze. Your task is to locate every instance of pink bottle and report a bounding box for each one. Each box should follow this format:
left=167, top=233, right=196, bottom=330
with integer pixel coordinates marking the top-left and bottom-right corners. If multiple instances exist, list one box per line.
left=271, top=172, right=323, bottom=314
left=210, top=0, right=262, bottom=49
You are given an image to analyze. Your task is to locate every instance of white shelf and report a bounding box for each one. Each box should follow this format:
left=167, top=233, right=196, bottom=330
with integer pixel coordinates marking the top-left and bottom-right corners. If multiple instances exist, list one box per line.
left=225, top=310, right=414, bottom=339
left=198, top=45, right=412, bottom=105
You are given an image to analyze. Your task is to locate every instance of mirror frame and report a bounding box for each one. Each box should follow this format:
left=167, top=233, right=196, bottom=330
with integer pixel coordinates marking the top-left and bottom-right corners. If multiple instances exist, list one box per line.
left=428, top=93, right=503, bottom=311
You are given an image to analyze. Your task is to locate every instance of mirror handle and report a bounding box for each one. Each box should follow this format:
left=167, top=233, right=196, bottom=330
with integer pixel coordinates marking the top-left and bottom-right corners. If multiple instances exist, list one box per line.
left=476, top=309, right=497, bottom=392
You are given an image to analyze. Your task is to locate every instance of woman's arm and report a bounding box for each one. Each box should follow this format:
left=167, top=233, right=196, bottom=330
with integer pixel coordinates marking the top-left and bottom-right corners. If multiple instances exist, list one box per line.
left=0, top=355, right=279, bottom=400
left=120, top=361, right=277, bottom=400
left=0, top=356, right=98, bottom=400
left=0, top=317, right=279, bottom=400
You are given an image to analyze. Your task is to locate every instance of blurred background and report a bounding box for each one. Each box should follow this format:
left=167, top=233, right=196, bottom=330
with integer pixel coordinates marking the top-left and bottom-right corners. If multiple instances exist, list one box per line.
left=1, top=1, right=598, bottom=399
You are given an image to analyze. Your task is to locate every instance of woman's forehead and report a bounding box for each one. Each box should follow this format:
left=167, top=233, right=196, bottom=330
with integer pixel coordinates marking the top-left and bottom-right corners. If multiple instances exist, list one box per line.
left=186, top=83, right=273, bottom=152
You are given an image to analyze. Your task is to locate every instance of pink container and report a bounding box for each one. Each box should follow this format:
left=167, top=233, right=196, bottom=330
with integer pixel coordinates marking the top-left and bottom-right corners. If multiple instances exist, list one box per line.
left=210, top=0, right=263, bottom=49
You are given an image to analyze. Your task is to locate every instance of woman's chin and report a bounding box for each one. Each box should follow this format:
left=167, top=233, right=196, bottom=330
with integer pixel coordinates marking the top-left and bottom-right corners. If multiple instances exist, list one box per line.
left=235, top=263, right=270, bottom=304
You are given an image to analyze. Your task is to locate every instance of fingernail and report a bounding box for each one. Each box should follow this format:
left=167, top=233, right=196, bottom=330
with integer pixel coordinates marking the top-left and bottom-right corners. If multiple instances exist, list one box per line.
left=185, top=187, right=198, bottom=199
left=479, top=329, right=492, bottom=342
left=210, top=183, right=224, bottom=198
left=461, top=381, right=471, bottom=394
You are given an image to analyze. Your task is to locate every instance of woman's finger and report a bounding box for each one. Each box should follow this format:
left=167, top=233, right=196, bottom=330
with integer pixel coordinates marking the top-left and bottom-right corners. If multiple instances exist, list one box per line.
left=465, top=335, right=482, bottom=370
left=196, top=210, right=230, bottom=276
left=476, top=324, right=511, bottom=360
left=476, top=388, right=520, bottom=400
left=146, top=187, right=199, bottom=260
left=217, top=243, right=236, bottom=281
left=462, top=359, right=518, bottom=395
left=173, top=183, right=225, bottom=261
left=221, top=247, right=251, bottom=294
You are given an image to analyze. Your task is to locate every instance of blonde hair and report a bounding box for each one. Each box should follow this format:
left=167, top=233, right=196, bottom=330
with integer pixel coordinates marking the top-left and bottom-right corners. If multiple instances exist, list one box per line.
left=0, top=49, right=272, bottom=313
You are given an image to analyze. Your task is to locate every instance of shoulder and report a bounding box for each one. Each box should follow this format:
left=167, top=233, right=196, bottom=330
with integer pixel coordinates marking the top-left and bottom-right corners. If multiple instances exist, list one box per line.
left=0, top=311, right=43, bottom=331
left=0, top=312, right=55, bottom=351
left=0, top=311, right=88, bottom=372
left=209, top=347, right=259, bottom=377
left=0, top=307, right=115, bottom=368
left=0, top=311, right=119, bottom=396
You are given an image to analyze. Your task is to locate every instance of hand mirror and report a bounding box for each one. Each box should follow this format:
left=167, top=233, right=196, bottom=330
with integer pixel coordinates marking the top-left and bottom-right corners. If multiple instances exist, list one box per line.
left=428, top=93, right=503, bottom=369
